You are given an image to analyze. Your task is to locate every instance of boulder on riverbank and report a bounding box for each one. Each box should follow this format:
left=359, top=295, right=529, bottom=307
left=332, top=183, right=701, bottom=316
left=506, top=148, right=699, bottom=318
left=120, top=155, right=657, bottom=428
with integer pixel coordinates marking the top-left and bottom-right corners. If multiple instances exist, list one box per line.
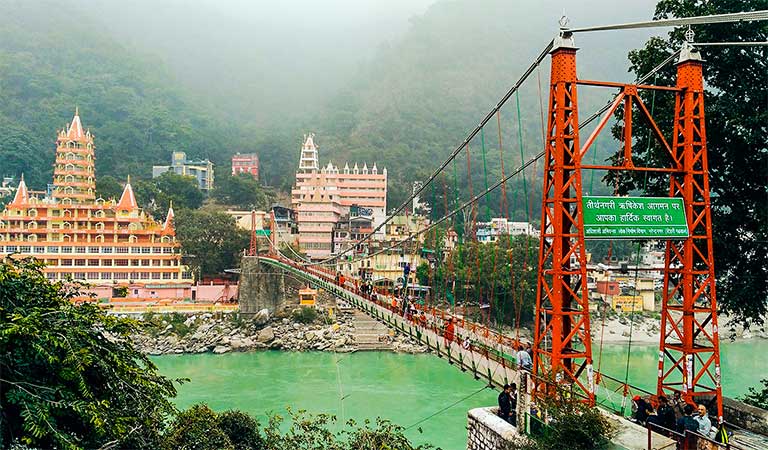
left=128, top=309, right=428, bottom=356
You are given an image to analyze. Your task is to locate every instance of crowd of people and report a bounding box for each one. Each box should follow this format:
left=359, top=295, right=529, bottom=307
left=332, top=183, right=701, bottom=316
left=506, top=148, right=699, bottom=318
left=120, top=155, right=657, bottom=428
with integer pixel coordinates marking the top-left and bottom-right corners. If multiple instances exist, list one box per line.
left=632, top=391, right=716, bottom=446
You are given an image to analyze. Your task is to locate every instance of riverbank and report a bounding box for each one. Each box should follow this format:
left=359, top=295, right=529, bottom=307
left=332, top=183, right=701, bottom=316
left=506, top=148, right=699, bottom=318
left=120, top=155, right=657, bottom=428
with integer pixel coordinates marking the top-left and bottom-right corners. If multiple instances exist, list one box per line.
left=130, top=309, right=428, bottom=355
left=593, top=311, right=767, bottom=344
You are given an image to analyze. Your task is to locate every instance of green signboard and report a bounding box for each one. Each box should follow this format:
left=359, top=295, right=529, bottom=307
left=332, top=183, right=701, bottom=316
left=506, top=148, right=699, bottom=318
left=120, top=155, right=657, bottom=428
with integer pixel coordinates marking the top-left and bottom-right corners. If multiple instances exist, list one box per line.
left=255, top=229, right=271, bottom=236
left=582, top=196, right=689, bottom=239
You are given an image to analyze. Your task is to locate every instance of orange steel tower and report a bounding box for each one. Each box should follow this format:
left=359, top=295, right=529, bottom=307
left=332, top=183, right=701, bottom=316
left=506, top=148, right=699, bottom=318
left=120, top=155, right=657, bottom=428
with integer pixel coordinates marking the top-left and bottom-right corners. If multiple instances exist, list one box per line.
left=533, top=32, right=594, bottom=403
left=658, top=45, right=723, bottom=422
left=533, top=35, right=722, bottom=416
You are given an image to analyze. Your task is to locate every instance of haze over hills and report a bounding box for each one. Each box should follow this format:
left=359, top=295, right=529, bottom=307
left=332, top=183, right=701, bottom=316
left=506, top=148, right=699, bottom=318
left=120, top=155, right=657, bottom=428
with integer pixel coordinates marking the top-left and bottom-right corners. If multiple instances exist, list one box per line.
left=0, top=0, right=661, bottom=210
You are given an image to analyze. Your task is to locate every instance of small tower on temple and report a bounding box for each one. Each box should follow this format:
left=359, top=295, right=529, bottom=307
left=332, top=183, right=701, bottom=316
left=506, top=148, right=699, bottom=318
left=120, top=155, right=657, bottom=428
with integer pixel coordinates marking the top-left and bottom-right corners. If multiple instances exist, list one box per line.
left=52, top=108, right=96, bottom=204
left=298, top=133, right=319, bottom=173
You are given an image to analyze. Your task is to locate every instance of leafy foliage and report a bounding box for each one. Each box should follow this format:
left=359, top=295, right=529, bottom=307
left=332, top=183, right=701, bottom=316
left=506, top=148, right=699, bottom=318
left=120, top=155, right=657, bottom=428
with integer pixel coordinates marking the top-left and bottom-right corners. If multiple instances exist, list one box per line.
left=511, top=388, right=616, bottom=450
left=213, top=173, right=274, bottom=210
left=174, top=208, right=250, bottom=277
left=163, top=404, right=238, bottom=450
left=739, top=379, right=768, bottom=409
left=429, top=234, right=538, bottom=328
left=134, top=172, right=204, bottom=215
left=0, top=257, right=180, bottom=449
left=615, top=0, right=768, bottom=325
left=291, top=307, right=319, bottom=325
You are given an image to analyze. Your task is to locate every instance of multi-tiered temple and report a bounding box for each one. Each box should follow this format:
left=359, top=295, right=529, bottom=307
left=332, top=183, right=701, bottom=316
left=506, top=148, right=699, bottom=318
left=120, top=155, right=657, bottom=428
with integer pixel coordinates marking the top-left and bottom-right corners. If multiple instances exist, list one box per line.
left=0, top=110, right=193, bottom=298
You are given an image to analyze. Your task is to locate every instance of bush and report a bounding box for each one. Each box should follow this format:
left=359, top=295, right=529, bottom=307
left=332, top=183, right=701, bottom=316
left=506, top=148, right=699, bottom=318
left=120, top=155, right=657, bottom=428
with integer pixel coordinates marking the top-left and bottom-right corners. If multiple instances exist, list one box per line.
left=218, top=410, right=264, bottom=450
left=292, top=307, right=318, bottom=324
left=164, top=404, right=234, bottom=450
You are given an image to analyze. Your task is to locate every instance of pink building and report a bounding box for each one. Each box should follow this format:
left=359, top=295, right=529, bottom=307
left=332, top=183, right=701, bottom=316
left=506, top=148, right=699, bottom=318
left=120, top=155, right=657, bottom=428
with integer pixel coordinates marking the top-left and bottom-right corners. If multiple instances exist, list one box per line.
left=231, top=153, right=259, bottom=179
left=291, top=133, right=387, bottom=260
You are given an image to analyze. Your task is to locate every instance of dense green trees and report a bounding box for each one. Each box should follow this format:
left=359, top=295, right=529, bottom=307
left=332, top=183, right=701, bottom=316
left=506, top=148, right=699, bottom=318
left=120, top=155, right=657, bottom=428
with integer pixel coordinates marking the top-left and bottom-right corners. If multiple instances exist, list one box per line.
left=423, top=234, right=538, bottom=328
left=174, top=209, right=250, bottom=277
left=616, top=0, right=767, bottom=325
left=133, top=172, right=204, bottom=215
left=0, top=257, right=179, bottom=448
left=213, top=173, right=274, bottom=210
left=0, top=258, right=433, bottom=449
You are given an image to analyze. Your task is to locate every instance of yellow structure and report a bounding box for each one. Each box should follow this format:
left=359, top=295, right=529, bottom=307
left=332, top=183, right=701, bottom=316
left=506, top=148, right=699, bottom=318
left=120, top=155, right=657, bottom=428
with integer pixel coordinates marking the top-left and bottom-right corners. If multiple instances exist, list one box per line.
left=298, top=287, right=317, bottom=306
left=611, top=295, right=644, bottom=312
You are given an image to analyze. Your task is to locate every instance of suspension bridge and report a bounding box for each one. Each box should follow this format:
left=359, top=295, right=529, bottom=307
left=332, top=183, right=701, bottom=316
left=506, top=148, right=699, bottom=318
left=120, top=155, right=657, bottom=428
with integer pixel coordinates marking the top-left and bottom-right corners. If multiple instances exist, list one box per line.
left=243, top=10, right=768, bottom=449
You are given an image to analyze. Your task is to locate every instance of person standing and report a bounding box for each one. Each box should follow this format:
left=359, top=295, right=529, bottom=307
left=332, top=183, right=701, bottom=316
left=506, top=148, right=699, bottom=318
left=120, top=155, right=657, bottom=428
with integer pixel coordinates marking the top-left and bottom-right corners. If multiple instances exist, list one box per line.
left=444, top=318, right=455, bottom=344
left=508, top=382, right=518, bottom=426
left=497, top=384, right=513, bottom=424
left=517, top=344, right=532, bottom=371
left=676, top=404, right=699, bottom=434
left=693, top=404, right=712, bottom=437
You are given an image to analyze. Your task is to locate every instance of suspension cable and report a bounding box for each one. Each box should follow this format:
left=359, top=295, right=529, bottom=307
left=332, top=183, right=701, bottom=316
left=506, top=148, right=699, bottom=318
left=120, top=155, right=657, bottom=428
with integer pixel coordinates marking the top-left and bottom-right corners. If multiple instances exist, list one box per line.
left=306, top=39, right=555, bottom=266
left=564, top=10, right=768, bottom=33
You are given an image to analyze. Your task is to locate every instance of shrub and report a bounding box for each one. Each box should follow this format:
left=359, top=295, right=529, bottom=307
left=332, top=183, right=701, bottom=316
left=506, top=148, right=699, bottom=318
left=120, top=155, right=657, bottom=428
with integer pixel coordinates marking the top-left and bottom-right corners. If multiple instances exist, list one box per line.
left=292, top=307, right=318, bottom=324
left=164, top=404, right=234, bottom=450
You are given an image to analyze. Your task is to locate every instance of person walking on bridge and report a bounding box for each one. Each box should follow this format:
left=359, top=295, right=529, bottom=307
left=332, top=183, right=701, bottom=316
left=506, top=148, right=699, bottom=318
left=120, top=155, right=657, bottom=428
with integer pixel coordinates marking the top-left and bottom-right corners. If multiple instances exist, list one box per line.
left=517, top=343, right=532, bottom=371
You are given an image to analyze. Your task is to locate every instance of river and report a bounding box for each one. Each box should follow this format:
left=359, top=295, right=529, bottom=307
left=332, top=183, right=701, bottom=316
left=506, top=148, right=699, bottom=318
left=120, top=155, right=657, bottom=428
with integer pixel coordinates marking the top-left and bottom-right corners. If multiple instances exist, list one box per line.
left=153, top=340, right=766, bottom=449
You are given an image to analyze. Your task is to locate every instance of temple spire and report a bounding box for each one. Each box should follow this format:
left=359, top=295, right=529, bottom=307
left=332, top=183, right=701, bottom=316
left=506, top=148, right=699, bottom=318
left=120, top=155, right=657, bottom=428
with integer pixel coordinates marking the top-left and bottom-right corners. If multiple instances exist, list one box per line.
left=116, top=176, right=137, bottom=210
left=10, top=174, right=29, bottom=206
left=67, top=108, right=84, bottom=139
left=162, top=200, right=175, bottom=235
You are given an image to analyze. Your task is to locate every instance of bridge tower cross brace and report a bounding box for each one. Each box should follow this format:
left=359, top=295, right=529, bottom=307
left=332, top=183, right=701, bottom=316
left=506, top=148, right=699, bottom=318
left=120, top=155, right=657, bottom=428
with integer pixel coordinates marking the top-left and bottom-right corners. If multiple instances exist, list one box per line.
left=658, top=45, right=723, bottom=422
left=533, top=33, right=594, bottom=403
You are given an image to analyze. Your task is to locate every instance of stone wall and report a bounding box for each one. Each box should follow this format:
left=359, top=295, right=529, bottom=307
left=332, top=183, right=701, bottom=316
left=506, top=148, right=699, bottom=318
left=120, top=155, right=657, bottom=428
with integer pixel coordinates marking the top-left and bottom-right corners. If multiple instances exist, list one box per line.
left=239, top=256, right=337, bottom=316
left=239, top=256, right=286, bottom=315
left=716, top=396, right=768, bottom=436
left=467, top=407, right=524, bottom=450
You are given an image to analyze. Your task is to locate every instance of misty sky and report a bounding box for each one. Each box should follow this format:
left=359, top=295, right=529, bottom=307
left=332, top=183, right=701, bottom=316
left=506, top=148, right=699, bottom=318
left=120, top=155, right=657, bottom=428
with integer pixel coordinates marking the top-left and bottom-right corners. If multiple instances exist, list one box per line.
left=77, top=0, right=660, bottom=127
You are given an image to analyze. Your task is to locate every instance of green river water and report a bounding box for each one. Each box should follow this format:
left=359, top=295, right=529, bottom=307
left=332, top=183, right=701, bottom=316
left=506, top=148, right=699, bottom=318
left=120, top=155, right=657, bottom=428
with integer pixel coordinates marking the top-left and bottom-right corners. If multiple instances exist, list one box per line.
left=153, top=340, right=766, bottom=449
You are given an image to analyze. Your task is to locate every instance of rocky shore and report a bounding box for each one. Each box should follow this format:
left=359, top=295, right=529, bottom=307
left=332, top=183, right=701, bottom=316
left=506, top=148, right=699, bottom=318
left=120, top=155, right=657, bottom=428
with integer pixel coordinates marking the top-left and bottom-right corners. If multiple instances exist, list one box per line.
left=130, top=309, right=428, bottom=356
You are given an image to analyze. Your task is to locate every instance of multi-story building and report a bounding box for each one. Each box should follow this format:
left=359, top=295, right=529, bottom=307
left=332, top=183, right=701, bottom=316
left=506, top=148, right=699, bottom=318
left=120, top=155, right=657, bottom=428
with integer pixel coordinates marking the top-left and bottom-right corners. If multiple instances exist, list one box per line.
left=231, top=153, right=259, bottom=180
left=291, top=133, right=387, bottom=259
left=0, top=110, right=193, bottom=299
left=332, top=213, right=374, bottom=255
left=153, top=151, right=214, bottom=191
left=0, top=177, right=15, bottom=200
left=476, top=218, right=538, bottom=243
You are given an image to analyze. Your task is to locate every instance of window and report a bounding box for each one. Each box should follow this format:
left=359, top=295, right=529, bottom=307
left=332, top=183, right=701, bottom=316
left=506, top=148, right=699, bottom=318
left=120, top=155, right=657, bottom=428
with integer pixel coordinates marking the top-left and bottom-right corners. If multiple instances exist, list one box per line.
left=151, top=272, right=161, bottom=280
left=162, top=247, right=172, bottom=254
left=75, top=247, right=86, bottom=253
left=102, top=246, right=113, bottom=253
left=140, top=272, right=150, bottom=279
left=141, top=247, right=151, bottom=254
left=101, top=273, right=112, bottom=280
left=116, top=247, right=128, bottom=254
left=87, top=272, right=99, bottom=280
left=162, top=273, right=172, bottom=280
left=88, top=247, right=100, bottom=253
left=115, top=259, right=129, bottom=266
left=20, top=246, right=31, bottom=253
left=88, top=259, right=99, bottom=266
left=74, top=273, right=86, bottom=280
left=48, top=246, right=60, bottom=253
left=34, top=246, right=45, bottom=253
left=46, top=273, right=57, bottom=280
left=61, top=259, right=73, bottom=266
left=131, top=260, right=140, bottom=266
left=74, top=259, right=85, bottom=266
left=140, top=259, right=150, bottom=266
left=61, top=246, right=73, bottom=253
left=101, top=259, right=112, bottom=266
left=114, top=272, right=129, bottom=280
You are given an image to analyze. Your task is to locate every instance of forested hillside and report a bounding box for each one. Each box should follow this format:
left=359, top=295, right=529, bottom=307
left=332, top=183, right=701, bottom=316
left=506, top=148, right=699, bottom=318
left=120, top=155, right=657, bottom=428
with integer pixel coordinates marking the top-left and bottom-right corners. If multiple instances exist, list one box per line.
left=0, top=0, right=657, bottom=209
left=312, top=0, right=658, bottom=213
left=0, top=0, right=254, bottom=189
